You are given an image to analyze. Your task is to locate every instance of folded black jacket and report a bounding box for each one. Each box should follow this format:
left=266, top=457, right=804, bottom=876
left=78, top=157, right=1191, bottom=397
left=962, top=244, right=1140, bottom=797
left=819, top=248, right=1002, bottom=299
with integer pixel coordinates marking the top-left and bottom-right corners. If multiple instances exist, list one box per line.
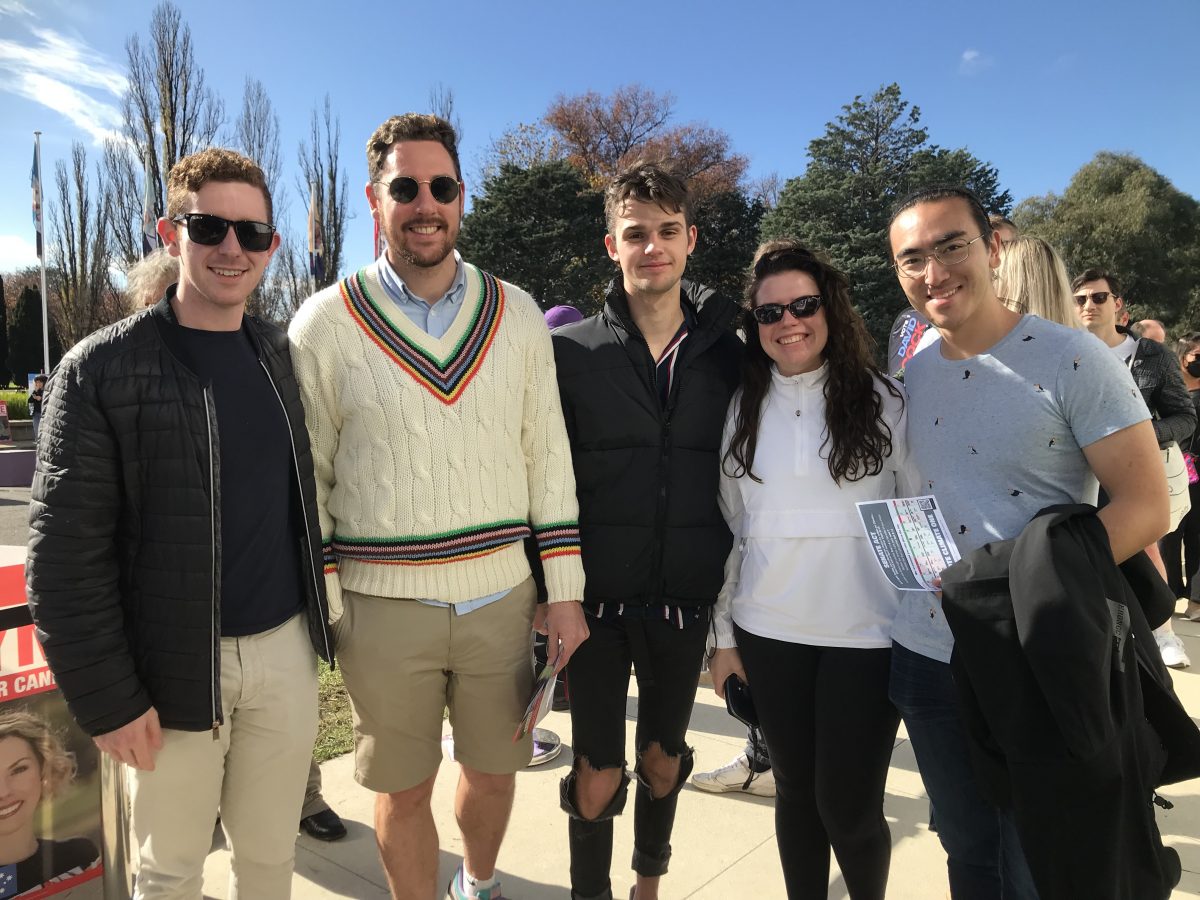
left=941, top=504, right=1200, bottom=900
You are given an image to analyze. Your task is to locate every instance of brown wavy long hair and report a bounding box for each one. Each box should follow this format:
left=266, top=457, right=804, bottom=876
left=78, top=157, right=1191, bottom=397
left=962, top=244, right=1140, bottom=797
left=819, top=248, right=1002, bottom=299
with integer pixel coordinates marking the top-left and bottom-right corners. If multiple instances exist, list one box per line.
left=724, top=239, right=902, bottom=484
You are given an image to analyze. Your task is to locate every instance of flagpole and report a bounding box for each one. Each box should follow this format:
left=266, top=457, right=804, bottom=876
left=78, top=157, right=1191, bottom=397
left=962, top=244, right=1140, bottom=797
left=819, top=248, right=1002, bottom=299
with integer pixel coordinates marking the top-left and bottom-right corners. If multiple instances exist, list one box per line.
left=34, top=131, right=49, bottom=375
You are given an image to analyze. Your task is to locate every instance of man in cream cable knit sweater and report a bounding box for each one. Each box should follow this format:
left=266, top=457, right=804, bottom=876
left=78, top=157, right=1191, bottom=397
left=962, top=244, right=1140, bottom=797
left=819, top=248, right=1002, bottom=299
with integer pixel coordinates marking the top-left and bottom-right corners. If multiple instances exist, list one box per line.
left=289, top=114, right=588, bottom=900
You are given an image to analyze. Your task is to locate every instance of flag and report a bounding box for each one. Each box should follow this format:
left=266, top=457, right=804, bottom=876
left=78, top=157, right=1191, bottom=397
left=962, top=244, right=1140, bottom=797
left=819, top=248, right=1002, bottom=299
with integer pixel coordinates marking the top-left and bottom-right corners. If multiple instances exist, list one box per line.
left=141, top=156, right=159, bottom=256
left=307, top=183, right=325, bottom=281
left=374, top=218, right=387, bottom=260
left=30, top=146, right=43, bottom=259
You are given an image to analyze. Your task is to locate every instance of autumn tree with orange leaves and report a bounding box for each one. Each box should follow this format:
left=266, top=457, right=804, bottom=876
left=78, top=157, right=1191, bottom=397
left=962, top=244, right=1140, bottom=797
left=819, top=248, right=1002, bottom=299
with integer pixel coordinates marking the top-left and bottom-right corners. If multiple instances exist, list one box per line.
left=485, top=84, right=747, bottom=199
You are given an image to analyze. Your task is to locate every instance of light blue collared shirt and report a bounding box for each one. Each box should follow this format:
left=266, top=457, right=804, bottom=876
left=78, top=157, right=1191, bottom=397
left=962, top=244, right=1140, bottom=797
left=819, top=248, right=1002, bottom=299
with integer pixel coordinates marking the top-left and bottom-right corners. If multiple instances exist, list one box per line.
left=377, top=251, right=467, bottom=340
left=375, top=252, right=512, bottom=616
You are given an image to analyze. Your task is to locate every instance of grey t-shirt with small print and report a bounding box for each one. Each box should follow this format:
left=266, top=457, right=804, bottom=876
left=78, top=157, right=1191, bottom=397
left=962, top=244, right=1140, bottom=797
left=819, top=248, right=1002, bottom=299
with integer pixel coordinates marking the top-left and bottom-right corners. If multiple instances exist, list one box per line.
left=893, top=314, right=1150, bottom=663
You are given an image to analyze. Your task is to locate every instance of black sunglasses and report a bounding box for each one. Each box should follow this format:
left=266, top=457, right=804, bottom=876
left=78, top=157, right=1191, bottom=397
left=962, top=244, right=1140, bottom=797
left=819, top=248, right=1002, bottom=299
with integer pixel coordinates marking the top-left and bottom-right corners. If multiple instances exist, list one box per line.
left=1073, top=291, right=1112, bottom=307
left=751, top=295, right=823, bottom=325
left=375, top=175, right=461, bottom=205
left=172, top=214, right=275, bottom=252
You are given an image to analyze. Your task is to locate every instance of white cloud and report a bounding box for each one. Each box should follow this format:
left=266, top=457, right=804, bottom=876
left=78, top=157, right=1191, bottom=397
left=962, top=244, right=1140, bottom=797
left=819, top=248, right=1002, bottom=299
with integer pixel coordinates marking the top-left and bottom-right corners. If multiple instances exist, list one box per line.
left=0, top=234, right=40, bottom=273
left=0, top=25, right=126, bottom=144
left=0, top=1, right=35, bottom=18
left=959, top=49, right=994, bottom=76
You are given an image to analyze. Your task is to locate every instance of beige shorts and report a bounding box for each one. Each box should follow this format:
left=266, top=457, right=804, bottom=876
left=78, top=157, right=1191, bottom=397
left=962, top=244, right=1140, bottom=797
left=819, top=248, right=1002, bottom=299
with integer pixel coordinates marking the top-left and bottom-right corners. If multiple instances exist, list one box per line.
left=335, top=578, right=537, bottom=792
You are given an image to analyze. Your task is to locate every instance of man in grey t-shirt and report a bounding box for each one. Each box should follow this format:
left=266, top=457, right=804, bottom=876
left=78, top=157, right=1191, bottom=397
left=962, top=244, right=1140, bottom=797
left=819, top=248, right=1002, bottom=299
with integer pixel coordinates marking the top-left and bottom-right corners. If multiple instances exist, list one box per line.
left=886, top=186, right=1166, bottom=900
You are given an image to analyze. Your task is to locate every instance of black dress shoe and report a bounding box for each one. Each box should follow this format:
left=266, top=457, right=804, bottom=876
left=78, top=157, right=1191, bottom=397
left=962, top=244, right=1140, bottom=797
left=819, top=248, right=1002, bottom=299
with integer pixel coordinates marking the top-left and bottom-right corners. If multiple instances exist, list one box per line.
left=299, top=808, right=347, bottom=841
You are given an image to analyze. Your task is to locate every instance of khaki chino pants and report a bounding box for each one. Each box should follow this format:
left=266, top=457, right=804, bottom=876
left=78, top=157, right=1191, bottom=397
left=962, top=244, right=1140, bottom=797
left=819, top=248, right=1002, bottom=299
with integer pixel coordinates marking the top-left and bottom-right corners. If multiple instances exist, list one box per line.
left=130, top=613, right=318, bottom=900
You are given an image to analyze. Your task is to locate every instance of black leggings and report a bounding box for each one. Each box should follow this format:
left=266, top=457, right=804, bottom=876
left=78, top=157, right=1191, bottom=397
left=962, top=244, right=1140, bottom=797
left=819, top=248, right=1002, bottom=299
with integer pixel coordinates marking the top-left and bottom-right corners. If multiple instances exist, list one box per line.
left=736, top=625, right=899, bottom=900
left=1162, top=481, right=1200, bottom=597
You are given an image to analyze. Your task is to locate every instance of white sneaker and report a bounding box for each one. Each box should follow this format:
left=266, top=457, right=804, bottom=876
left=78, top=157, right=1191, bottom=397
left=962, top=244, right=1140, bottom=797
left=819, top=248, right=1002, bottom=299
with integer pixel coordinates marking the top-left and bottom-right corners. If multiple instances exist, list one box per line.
left=1156, top=629, right=1191, bottom=669
left=691, top=754, right=775, bottom=797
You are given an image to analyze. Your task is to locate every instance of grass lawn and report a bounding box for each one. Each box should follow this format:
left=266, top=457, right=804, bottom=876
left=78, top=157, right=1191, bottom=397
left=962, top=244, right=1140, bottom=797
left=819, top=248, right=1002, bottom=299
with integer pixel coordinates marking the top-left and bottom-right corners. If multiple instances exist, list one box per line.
left=314, top=661, right=354, bottom=763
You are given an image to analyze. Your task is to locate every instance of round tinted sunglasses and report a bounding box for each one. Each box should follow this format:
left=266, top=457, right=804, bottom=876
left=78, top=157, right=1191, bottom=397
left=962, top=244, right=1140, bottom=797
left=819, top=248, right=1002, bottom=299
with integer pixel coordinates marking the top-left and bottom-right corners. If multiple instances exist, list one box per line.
left=374, top=175, right=462, bottom=205
left=172, top=214, right=276, bottom=252
left=751, top=295, right=823, bottom=325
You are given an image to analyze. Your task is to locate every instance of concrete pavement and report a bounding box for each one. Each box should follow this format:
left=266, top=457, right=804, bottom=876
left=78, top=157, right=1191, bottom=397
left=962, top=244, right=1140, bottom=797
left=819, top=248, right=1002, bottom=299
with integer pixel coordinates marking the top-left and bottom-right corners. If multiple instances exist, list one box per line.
left=200, top=614, right=1200, bottom=899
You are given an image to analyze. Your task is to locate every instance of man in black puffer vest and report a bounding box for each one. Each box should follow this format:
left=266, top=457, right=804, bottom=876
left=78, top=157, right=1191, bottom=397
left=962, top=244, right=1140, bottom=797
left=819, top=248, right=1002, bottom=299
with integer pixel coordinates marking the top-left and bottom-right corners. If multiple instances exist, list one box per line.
left=26, top=148, right=332, bottom=900
left=550, top=163, right=741, bottom=900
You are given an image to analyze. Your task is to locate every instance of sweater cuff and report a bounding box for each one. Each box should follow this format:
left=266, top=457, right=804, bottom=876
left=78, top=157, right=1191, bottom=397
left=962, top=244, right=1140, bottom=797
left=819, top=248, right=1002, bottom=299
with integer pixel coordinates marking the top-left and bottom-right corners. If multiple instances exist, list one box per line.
left=322, top=543, right=344, bottom=620
left=541, top=554, right=585, bottom=604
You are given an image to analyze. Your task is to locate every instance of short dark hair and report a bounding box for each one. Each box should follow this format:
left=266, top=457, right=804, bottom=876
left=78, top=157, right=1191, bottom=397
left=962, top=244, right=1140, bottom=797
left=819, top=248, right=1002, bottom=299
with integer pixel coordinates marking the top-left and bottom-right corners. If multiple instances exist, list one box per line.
left=166, top=148, right=273, bottom=221
left=889, top=185, right=993, bottom=248
left=366, top=114, right=461, bottom=181
left=604, top=161, right=692, bottom=234
left=988, top=214, right=1016, bottom=230
left=1071, top=267, right=1122, bottom=297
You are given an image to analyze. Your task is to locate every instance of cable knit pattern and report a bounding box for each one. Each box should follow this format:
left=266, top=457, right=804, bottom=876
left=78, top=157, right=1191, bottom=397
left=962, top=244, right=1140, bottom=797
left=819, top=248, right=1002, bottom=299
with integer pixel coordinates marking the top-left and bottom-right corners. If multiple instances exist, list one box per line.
left=290, top=260, right=584, bottom=609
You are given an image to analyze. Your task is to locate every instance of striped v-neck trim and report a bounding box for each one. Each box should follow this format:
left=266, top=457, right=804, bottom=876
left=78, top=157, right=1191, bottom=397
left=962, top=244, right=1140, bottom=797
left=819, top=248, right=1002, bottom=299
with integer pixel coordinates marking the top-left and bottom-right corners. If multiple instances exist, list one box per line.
left=341, top=264, right=505, bottom=405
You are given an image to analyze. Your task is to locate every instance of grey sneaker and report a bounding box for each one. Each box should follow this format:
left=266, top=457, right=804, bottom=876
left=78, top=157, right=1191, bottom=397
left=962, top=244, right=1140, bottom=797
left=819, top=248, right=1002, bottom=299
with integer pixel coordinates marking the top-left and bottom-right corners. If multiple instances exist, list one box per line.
left=1184, top=600, right=1200, bottom=621
left=691, top=753, right=776, bottom=797
left=528, top=728, right=562, bottom=766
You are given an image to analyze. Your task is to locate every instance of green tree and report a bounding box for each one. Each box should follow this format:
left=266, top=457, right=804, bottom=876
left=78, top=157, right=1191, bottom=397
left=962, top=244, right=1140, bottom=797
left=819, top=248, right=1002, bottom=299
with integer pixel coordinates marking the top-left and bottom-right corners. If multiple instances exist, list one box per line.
left=761, top=84, right=1011, bottom=353
left=1014, top=152, right=1200, bottom=326
left=459, top=161, right=610, bottom=313
left=8, top=286, right=62, bottom=380
left=689, top=190, right=766, bottom=301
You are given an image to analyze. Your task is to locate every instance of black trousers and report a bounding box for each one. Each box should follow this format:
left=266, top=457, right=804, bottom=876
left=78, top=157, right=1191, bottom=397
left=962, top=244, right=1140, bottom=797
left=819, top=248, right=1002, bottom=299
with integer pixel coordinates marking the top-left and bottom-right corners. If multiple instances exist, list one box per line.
left=1162, top=481, right=1200, bottom=597
left=562, top=608, right=708, bottom=900
left=736, top=625, right=899, bottom=900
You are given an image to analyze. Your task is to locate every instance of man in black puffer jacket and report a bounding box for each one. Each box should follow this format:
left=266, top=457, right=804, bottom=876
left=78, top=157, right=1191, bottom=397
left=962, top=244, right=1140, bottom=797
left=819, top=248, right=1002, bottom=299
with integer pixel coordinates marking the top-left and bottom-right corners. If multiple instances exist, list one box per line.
left=27, top=149, right=331, bottom=900
left=551, top=163, right=742, bottom=900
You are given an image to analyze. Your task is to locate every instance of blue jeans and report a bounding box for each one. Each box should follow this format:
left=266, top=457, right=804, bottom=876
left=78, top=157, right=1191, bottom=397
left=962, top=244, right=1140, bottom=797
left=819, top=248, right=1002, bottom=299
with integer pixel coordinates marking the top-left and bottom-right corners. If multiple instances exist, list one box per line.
left=889, top=642, right=1039, bottom=900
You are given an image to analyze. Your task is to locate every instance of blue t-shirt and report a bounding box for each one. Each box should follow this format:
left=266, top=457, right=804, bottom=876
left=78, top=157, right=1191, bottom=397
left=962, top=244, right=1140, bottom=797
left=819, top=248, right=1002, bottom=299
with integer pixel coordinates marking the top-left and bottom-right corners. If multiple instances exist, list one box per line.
left=894, top=314, right=1149, bottom=663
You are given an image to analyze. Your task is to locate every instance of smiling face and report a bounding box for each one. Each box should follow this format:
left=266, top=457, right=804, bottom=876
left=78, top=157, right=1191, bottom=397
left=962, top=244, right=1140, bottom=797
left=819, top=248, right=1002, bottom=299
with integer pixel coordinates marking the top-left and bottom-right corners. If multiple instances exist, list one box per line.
left=367, top=140, right=464, bottom=277
left=753, top=270, right=828, bottom=376
left=0, top=736, right=42, bottom=841
left=604, top=198, right=697, bottom=302
left=889, top=197, right=1002, bottom=334
left=158, top=180, right=279, bottom=328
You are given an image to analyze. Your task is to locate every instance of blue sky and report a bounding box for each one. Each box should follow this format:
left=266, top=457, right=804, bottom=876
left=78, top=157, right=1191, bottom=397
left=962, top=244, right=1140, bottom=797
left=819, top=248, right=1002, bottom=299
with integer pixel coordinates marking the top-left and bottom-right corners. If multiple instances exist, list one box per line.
left=2, top=0, right=1198, bottom=275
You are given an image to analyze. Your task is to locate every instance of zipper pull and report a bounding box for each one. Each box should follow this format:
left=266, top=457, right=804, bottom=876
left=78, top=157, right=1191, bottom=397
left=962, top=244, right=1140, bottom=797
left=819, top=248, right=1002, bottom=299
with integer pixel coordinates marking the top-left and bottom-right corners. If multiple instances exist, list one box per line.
left=212, top=721, right=220, bottom=741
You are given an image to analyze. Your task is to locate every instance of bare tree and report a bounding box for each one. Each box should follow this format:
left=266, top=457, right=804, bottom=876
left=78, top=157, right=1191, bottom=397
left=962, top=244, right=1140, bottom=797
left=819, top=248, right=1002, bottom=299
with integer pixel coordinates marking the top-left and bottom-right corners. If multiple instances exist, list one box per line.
left=297, top=95, right=349, bottom=290
left=428, top=83, right=463, bottom=144
left=229, top=77, right=285, bottom=319
left=101, top=137, right=141, bottom=265
left=748, top=171, right=782, bottom=209
left=230, top=77, right=283, bottom=204
left=478, top=121, right=565, bottom=185
left=112, top=1, right=223, bottom=266
left=50, top=143, right=126, bottom=349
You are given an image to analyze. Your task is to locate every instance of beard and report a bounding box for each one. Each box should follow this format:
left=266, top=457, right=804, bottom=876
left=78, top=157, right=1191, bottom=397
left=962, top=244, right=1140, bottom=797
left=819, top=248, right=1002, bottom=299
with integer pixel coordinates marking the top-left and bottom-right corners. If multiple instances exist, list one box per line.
left=387, top=215, right=459, bottom=270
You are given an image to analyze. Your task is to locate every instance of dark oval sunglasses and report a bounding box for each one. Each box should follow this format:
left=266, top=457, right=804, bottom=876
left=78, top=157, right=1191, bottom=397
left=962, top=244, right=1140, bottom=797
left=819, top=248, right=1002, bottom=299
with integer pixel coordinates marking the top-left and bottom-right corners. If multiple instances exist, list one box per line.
left=1072, top=291, right=1111, bottom=307
left=751, top=295, right=823, bottom=325
left=172, top=214, right=275, bottom=252
left=375, top=175, right=462, bottom=205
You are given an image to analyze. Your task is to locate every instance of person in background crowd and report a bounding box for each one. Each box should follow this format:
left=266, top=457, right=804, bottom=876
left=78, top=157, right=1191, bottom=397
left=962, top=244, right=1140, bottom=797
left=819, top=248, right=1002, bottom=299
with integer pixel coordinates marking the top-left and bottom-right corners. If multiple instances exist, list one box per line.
left=27, top=374, right=47, bottom=441
left=995, top=237, right=1077, bottom=327
left=988, top=214, right=1019, bottom=246
left=551, top=162, right=741, bottom=900
left=125, top=248, right=181, bottom=308
left=122, top=242, right=349, bottom=843
left=28, top=147, right=333, bottom=899
left=545, top=304, right=585, bottom=329
left=1137, top=319, right=1168, bottom=343
left=889, top=185, right=1163, bottom=899
left=289, top=113, right=587, bottom=900
left=1073, top=267, right=1196, bottom=668
left=1162, top=333, right=1200, bottom=621
left=708, top=239, right=911, bottom=899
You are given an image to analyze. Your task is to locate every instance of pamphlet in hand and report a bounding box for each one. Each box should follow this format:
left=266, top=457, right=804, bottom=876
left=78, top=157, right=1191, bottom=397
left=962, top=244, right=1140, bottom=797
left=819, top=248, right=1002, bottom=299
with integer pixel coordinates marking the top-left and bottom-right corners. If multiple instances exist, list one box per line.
left=513, top=659, right=558, bottom=742
left=856, top=495, right=961, bottom=592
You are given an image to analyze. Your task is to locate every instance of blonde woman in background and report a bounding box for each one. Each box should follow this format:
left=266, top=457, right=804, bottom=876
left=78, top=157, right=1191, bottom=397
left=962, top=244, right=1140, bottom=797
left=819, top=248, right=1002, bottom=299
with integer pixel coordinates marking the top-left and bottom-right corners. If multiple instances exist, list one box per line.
left=124, top=247, right=179, bottom=308
left=995, top=236, right=1079, bottom=327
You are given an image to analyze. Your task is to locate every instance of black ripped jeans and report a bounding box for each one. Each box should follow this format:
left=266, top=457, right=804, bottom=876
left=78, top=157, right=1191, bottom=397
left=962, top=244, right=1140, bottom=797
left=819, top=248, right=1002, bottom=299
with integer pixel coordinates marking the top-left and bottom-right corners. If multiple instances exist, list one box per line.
left=562, top=606, right=709, bottom=900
